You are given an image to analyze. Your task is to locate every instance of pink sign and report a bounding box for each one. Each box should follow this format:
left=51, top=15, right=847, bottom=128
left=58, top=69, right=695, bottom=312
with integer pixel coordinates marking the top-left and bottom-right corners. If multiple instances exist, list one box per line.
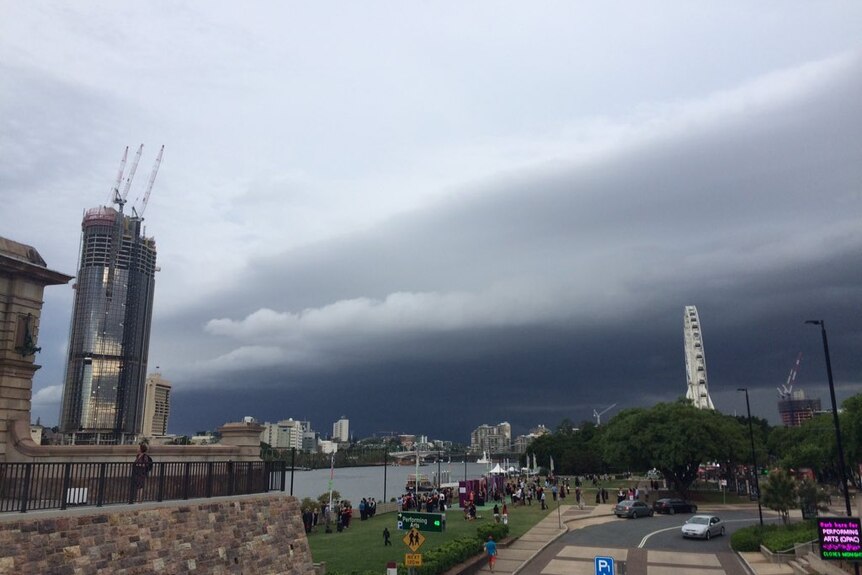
left=818, top=517, right=862, bottom=561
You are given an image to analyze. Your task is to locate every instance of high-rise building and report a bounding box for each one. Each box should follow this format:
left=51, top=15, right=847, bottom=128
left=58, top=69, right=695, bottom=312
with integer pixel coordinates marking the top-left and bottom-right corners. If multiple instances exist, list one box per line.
left=58, top=201, right=158, bottom=444
left=260, top=418, right=304, bottom=450
left=142, top=373, right=171, bottom=437
left=512, top=425, right=550, bottom=453
left=778, top=389, right=822, bottom=427
left=470, top=422, right=511, bottom=454
left=332, top=416, right=349, bottom=443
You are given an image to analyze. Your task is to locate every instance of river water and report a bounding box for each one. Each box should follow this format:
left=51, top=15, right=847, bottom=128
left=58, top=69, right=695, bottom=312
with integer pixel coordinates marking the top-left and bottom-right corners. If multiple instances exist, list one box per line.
left=285, top=462, right=496, bottom=504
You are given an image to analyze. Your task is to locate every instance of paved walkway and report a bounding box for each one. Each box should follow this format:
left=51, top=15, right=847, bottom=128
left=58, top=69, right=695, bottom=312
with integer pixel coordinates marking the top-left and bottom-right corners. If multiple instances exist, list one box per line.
left=473, top=503, right=796, bottom=575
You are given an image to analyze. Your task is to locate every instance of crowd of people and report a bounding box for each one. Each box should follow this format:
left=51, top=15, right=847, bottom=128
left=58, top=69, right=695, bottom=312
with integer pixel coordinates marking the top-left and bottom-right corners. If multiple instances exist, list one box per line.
left=301, top=496, right=382, bottom=534
left=300, top=472, right=658, bottom=538
left=396, top=488, right=452, bottom=512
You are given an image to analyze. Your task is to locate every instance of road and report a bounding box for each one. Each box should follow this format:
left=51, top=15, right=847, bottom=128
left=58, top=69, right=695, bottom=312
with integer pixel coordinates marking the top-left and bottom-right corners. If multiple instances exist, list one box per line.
left=517, top=507, right=780, bottom=575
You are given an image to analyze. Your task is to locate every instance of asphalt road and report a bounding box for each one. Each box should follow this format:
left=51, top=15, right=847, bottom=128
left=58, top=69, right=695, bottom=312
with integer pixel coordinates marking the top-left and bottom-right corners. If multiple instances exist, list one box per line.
left=564, top=508, right=781, bottom=551
left=517, top=507, right=782, bottom=575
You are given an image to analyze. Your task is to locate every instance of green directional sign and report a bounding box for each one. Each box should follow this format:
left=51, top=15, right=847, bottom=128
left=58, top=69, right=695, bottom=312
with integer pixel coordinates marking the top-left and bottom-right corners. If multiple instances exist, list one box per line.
left=397, top=511, right=446, bottom=533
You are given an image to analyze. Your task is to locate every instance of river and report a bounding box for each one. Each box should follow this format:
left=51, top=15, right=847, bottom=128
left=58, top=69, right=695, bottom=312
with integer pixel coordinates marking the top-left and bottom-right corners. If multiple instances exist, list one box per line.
left=283, top=462, right=498, bottom=504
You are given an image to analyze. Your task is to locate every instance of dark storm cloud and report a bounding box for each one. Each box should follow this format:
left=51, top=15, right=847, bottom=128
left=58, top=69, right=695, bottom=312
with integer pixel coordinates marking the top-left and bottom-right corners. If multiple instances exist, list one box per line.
left=153, top=56, right=862, bottom=439
left=8, top=2, right=860, bottom=439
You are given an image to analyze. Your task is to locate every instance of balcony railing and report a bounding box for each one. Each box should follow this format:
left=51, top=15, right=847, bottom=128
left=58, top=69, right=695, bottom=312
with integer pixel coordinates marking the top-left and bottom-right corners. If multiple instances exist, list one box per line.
left=0, top=460, right=290, bottom=513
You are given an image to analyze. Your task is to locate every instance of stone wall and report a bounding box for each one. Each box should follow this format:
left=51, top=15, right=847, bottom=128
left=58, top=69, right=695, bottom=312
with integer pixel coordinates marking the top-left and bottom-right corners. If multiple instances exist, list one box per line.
left=0, top=237, right=72, bottom=462
left=0, top=494, right=315, bottom=575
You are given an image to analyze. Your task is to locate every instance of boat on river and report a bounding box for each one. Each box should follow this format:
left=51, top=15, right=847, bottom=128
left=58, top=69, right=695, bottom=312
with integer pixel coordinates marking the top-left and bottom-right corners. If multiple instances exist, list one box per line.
left=406, top=474, right=434, bottom=492
left=476, top=451, right=491, bottom=465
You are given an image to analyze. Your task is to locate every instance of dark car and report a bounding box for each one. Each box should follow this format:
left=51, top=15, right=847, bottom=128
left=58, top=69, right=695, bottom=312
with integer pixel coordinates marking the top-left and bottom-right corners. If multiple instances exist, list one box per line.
left=614, top=500, right=654, bottom=518
left=653, top=498, right=697, bottom=515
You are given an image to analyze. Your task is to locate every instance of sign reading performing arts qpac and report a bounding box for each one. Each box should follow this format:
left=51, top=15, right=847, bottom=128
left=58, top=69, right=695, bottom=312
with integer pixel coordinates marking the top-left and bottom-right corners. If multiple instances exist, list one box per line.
left=818, top=517, right=862, bottom=561
left=397, top=511, right=446, bottom=533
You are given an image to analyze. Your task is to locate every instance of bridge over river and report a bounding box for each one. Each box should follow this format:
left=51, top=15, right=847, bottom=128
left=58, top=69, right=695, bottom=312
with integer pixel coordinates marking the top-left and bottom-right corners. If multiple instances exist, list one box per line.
left=387, top=451, right=524, bottom=464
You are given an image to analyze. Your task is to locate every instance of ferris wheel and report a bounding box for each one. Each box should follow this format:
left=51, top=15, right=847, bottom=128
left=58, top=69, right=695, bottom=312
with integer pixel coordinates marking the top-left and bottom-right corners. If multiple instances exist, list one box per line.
left=683, top=306, right=715, bottom=410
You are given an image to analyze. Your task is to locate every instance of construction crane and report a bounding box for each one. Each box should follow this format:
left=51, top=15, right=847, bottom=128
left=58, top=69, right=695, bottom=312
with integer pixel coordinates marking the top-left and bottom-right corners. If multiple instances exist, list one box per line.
left=132, top=145, right=164, bottom=219
left=777, top=353, right=803, bottom=399
left=118, top=144, right=144, bottom=206
left=107, top=146, right=129, bottom=206
left=593, top=403, right=618, bottom=426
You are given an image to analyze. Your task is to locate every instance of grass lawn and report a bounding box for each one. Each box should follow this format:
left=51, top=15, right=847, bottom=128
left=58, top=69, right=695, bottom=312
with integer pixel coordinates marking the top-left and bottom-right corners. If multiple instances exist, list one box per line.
left=307, top=501, right=555, bottom=573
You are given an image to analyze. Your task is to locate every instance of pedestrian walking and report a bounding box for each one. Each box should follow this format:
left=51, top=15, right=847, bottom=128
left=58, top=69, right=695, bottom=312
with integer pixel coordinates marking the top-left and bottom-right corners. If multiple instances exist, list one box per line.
left=484, top=536, right=498, bottom=572
left=383, top=527, right=392, bottom=546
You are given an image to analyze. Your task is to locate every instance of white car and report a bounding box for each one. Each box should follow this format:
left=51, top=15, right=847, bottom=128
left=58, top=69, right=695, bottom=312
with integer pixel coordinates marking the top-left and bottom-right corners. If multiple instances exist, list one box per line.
left=681, top=515, right=725, bottom=539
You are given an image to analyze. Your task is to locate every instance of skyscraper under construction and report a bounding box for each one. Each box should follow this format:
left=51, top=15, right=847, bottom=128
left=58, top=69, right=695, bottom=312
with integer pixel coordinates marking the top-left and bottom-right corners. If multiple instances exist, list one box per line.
left=59, top=145, right=163, bottom=444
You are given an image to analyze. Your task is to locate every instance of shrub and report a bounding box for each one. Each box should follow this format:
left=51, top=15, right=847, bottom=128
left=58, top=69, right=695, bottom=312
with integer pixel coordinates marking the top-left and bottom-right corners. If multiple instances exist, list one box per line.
left=476, top=522, right=509, bottom=542
left=396, top=522, right=511, bottom=575
left=761, top=521, right=818, bottom=553
left=730, top=522, right=819, bottom=553
left=731, top=525, right=763, bottom=552
left=404, top=536, right=479, bottom=575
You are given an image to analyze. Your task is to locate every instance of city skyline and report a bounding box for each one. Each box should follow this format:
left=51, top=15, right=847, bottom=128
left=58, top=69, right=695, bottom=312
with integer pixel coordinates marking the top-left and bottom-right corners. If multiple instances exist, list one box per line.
left=2, top=3, right=861, bottom=441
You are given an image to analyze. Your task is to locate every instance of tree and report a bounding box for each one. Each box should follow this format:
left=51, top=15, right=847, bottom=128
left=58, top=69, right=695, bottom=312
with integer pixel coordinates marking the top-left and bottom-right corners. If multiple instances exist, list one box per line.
left=761, top=468, right=797, bottom=525
left=318, top=490, right=341, bottom=506
left=840, top=393, right=862, bottom=476
left=777, top=416, right=838, bottom=481
left=527, top=421, right=605, bottom=475
left=796, top=478, right=829, bottom=518
left=601, top=401, right=748, bottom=497
left=556, top=418, right=577, bottom=435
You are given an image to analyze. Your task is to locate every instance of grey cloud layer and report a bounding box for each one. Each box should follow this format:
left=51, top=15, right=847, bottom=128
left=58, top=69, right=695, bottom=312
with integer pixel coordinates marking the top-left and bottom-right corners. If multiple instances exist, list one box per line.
left=5, top=3, right=861, bottom=438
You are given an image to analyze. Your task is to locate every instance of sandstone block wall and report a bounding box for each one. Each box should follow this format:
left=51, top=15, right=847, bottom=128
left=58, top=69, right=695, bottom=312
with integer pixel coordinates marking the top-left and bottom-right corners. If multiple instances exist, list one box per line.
left=0, top=494, right=315, bottom=575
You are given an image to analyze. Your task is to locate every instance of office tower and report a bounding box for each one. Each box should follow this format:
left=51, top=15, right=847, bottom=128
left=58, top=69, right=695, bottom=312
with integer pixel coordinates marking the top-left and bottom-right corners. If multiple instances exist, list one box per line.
left=684, top=306, right=715, bottom=409
left=332, top=416, right=349, bottom=443
left=142, top=373, right=172, bottom=436
left=59, top=146, right=163, bottom=444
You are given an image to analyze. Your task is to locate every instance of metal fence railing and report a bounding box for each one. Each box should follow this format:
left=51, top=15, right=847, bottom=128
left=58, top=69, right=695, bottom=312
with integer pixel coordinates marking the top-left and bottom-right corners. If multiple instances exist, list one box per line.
left=0, top=460, right=291, bottom=513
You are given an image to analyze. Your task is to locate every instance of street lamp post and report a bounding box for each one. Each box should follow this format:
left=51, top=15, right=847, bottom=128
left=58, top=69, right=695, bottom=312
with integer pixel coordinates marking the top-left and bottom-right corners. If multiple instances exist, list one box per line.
left=806, top=319, right=853, bottom=517
left=737, top=387, right=764, bottom=526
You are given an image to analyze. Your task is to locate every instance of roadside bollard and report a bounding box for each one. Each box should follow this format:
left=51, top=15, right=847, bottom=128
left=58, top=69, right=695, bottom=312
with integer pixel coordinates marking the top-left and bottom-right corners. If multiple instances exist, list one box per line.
left=386, top=561, right=397, bottom=575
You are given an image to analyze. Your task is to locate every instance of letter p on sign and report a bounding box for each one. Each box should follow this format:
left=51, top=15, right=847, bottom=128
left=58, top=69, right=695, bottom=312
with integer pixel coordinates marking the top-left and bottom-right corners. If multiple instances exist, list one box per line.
left=594, top=556, right=615, bottom=575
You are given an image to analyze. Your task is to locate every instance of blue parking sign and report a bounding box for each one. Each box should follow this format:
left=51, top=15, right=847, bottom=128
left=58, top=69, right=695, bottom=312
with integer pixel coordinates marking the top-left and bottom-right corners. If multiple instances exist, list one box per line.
left=594, top=556, right=614, bottom=575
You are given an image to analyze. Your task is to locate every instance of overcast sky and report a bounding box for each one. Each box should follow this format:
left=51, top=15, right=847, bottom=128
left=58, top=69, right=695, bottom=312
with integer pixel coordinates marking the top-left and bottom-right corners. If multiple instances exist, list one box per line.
left=2, top=2, right=861, bottom=442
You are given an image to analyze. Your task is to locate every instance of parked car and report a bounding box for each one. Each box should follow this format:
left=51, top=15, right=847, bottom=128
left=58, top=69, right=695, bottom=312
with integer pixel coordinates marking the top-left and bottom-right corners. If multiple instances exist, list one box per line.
left=653, top=498, right=698, bottom=515
left=681, top=515, right=725, bottom=539
left=614, top=500, right=654, bottom=518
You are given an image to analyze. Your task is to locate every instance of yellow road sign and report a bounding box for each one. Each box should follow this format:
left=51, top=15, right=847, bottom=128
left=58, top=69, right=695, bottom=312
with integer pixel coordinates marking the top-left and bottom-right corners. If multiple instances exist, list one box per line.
left=402, top=527, right=426, bottom=552
left=405, top=554, right=423, bottom=567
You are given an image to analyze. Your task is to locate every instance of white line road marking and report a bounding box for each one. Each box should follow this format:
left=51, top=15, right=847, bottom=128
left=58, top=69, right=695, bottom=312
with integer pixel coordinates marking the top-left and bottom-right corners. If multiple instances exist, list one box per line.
left=637, top=517, right=781, bottom=548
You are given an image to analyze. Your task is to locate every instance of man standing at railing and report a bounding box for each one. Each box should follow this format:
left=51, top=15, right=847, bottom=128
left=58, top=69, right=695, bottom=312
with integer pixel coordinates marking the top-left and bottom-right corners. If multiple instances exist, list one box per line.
left=132, top=442, right=154, bottom=502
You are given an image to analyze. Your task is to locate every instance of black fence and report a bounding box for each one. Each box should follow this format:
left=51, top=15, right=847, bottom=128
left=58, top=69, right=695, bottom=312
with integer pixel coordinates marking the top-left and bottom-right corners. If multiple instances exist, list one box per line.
left=0, top=460, right=291, bottom=513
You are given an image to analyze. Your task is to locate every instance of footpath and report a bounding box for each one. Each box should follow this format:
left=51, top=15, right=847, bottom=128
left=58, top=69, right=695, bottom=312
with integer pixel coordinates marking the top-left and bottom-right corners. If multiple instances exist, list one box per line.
left=474, top=504, right=610, bottom=575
